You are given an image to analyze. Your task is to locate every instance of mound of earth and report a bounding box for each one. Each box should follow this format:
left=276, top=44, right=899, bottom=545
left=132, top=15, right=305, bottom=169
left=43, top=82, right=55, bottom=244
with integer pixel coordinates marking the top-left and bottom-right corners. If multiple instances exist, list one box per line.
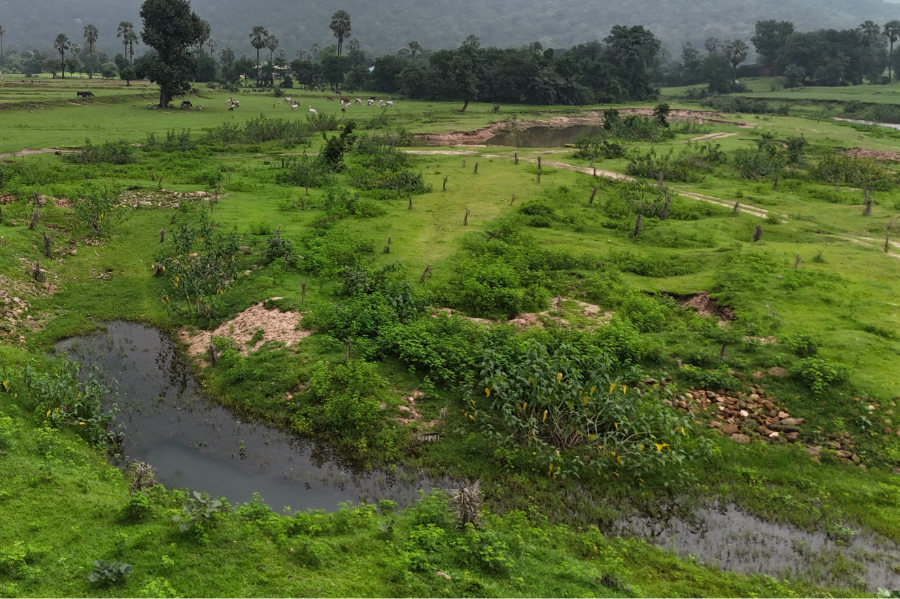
left=179, top=300, right=311, bottom=358
left=679, top=292, right=734, bottom=322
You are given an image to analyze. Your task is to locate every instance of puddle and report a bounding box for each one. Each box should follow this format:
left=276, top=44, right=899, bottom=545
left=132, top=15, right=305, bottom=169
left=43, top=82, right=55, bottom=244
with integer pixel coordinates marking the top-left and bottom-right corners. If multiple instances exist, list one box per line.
left=486, top=125, right=605, bottom=147
left=54, top=321, right=448, bottom=512
left=614, top=503, right=900, bottom=591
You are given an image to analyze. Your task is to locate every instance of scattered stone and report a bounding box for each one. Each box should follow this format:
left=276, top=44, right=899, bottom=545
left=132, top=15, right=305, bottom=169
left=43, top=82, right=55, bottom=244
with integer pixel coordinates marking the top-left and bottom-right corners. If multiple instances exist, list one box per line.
left=739, top=410, right=749, bottom=418
left=835, top=450, right=852, bottom=459
left=730, top=433, right=751, bottom=444
left=885, top=427, right=893, bottom=435
left=851, top=454, right=861, bottom=464
left=806, top=446, right=822, bottom=456
left=752, top=371, right=764, bottom=381
left=777, top=411, right=790, bottom=419
left=722, top=424, right=739, bottom=435
left=435, top=571, right=452, bottom=580
left=786, top=432, right=800, bottom=441
left=767, top=367, right=788, bottom=378
left=768, top=432, right=780, bottom=439
left=780, top=417, right=805, bottom=426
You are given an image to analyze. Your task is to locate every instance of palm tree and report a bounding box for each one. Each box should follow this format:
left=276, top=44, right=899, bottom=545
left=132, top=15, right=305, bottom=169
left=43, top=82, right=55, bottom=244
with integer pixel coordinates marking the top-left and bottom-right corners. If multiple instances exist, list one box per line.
left=310, top=43, right=320, bottom=63
left=407, top=40, right=422, bottom=59
left=724, top=39, right=749, bottom=82
left=295, top=49, right=306, bottom=61
left=125, top=29, right=138, bottom=66
left=116, top=22, right=132, bottom=67
left=249, top=26, right=268, bottom=84
left=885, top=21, right=900, bottom=82
left=54, top=33, right=71, bottom=79
left=347, top=39, right=360, bottom=53
left=265, top=35, right=279, bottom=66
left=859, top=20, right=881, bottom=80
left=329, top=10, right=351, bottom=56
left=82, top=26, right=97, bottom=79
left=0, top=25, right=6, bottom=65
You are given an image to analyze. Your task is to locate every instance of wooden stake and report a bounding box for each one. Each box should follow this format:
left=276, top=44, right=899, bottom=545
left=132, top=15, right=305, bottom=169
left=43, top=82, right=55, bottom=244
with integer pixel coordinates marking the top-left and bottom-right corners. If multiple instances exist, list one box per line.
left=464, top=208, right=469, bottom=226
left=419, top=264, right=433, bottom=284
left=160, top=229, right=165, bottom=243
left=753, top=225, right=763, bottom=242
left=384, top=237, right=391, bottom=253
left=473, top=162, right=478, bottom=174
left=301, top=281, right=307, bottom=304
left=589, top=187, right=598, bottom=205
left=514, top=152, right=519, bottom=165
left=443, top=176, right=449, bottom=192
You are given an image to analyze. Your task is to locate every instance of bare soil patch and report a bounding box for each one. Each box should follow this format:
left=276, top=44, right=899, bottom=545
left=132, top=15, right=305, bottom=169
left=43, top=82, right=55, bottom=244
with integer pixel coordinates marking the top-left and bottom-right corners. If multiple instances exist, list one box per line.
left=179, top=300, right=311, bottom=358
left=679, top=292, right=734, bottom=322
left=846, top=147, right=900, bottom=161
left=691, top=132, right=739, bottom=142
left=417, top=110, right=750, bottom=146
left=0, top=148, right=73, bottom=159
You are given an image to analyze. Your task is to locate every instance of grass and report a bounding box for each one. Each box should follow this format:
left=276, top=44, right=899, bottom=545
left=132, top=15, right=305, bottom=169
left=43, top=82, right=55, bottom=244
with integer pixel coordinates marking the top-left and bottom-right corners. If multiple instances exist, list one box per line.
left=3, top=76, right=900, bottom=595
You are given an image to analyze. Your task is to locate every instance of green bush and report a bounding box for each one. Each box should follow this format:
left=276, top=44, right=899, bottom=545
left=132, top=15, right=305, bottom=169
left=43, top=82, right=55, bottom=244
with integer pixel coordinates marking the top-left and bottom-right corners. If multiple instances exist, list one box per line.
left=796, top=357, right=847, bottom=397
left=303, top=360, right=385, bottom=435
left=66, top=138, right=135, bottom=165
left=121, top=491, right=152, bottom=521
left=88, top=560, right=133, bottom=585
left=784, top=334, right=819, bottom=358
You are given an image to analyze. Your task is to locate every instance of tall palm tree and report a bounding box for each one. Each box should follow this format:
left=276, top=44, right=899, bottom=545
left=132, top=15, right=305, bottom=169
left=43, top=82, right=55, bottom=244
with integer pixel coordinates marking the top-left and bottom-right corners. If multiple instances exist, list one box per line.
left=0, top=26, right=6, bottom=65
left=310, top=43, right=320, bottom=63
left=724, top=39, right=749, bottom=82
left=208, top=38, right=217, bottom=58
left=82, top=25, right=97, bottom=79
left=265, top=35, right=279, bottom=66
left=54, top=33, right=71, bottom=79
left=859, top=20, right=881, bottom=80
left=117, top=22, right=132, bottom=67
left=347, top=39, right=360, bottom=53
left=329, top=10, right=351, bottom=56
left=249, top=26, right=268, bottom=84
left=885, top=21, right=900, bottom=82
left=124, top=29, right=138, bottom=66
left=407, top=40, right=422, bottom=59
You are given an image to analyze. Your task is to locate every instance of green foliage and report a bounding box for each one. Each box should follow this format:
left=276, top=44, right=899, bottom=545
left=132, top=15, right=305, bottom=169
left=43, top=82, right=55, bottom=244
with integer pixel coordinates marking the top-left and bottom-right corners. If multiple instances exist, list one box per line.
left=72, top=182, right=126, bottom=236
left=627, top=146, right=713, bottom=182
left=350, top=139, right=431, bottom=194
left=472, top=340, right=710, bottom=481
left=172, top=491, right=224, bottom=532
left=604, top=249, right=701, bottom=277
left=263, top=226, right=296, bottom=264
left=137, top=577, right=181, bottom=598
left=784, top=333, right=819, bottom=357
left=67, top=138, right=135, bottom=165
left=145, top=129, right=195, bottom=152
left=733, top=135, right=786, bottom=180
left=204, top=116, right=311, bottom=145
left=88, top=560, right=133, bottom=584
left=811, top=152, right=890, bottom=188
left=680, top=365, right=740, bottom=390
left=796, top=357, right=847, bottom=397
left=121, top=491, right=153, bottom=521
left=323, top=187, right=386, bottom=219
left=157, top=211, right=241, bottom=318
left=22, top=359, right=120, bottom=448
left=303, top=360, right=385, bottom=435
left=300, top=229, right=375, bottom=277
left=276, top=154, right=336, bottom=188
left=572, top=133, right=627, bottom=161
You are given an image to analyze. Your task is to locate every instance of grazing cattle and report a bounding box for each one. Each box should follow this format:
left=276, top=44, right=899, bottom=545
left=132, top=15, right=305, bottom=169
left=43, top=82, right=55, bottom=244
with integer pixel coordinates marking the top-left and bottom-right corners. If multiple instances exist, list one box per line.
left=147, top=103, right=155, bottom=109
left=355, top=98, right=363, bottom=104
left=386, top=100, right=394, bottom=107
left=367, top=99, right=374, bottom=106
left=284, top=96, right=292, bottom=104
left=290, top=103, right=299, bottom=110
left=326, top=96, right=334, bottom=101
left=368, top=96, right=376, bottom=101
left=232, top=100, right=240, bottom=107
left=181, top=100, right=193, bottom=109
left=76, top=91, right=94, bottom=98
left=197, top=106, right=202, bottom=111
left=308, top=105, right=317, bottom=115
left=378, top=100, right=386, bottom=107
left=228, top=105, right=234, bottom=111
left=340, top=97, right=350, bottom=104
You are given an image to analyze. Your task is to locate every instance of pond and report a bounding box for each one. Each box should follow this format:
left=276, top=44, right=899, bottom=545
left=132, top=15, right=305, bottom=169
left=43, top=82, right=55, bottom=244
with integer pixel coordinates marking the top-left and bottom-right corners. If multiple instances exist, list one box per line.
left=486, top=125, right=604, bottom=147
left=55, top=321, right=447, bottom=512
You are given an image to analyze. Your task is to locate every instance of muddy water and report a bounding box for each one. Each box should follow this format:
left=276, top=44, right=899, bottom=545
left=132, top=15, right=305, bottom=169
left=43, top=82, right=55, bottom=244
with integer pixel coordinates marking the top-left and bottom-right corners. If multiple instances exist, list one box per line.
left=55, top=321, right=446, bottom=511
left=615, top=503, right=900, bottom=591
left=834, top=117, right=900, bottom=131
left=486, top=125, right=605, bottom=147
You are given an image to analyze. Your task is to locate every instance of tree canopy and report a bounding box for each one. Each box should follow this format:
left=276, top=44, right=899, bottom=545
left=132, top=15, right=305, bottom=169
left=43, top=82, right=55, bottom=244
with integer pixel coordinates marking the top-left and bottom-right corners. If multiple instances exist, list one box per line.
left=139, top=0, right=204, bottom=107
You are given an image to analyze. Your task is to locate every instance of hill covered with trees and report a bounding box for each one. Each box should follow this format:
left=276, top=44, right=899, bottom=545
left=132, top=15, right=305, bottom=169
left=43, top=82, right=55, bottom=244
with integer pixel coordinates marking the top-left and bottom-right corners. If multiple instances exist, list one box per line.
left=0, top=0, right=898, bottom=59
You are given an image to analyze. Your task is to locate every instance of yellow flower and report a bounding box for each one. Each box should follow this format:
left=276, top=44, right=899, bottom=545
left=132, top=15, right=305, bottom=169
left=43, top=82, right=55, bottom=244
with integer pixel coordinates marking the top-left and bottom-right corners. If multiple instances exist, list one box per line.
left=2, top=380, right=8, bottom=390
left=590, top=386, right=596, bottom=394
left=680, top=427, right=686, bottom=437
left=655, top=443, right=669, bottom=452
left=485, top=387, right=491, bottom=397
left=523, top=402, right=527, bottom=410
left=609, top=383, right=617, bottom=394
left=542, top=410, right=548, bottom=422
left=623, top=385, right=628, bottom=394
left=78, top=422, right=85, bottom=426
left=46, top=409, right=51, bottom=417
left=617, top=455, right=622, bottom=464
left=556, top=372, right=563, bottom=383
left=614, top=422, right=618, bottom=430
left=583, top=396, right=588, bottom=405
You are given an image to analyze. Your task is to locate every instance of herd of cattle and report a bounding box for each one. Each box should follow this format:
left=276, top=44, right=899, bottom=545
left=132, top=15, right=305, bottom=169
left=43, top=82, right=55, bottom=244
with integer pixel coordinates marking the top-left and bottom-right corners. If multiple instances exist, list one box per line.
left=74, top=90, right=397, bottom=112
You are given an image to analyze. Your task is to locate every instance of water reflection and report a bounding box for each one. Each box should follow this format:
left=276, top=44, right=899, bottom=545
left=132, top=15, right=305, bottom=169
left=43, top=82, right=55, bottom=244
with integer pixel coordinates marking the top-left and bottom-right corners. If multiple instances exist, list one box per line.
left=486, top=125, right=605, bottom=147
left=55, top=321, right=447, bottom=511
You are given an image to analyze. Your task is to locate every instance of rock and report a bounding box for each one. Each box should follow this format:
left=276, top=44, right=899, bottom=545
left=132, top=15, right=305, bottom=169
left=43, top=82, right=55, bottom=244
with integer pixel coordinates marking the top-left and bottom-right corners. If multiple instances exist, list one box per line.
left=70, top=249, right=77, bottom=255
left=709, top=421, right=721, bottom=428
left=772, top=424, right=800, bottom=434
left=778, top=411, right=790, bottom=419
left=851, top=454, right=861, bottom=463
left=835, top=450, right=852, bottom=459
left=739, top=410, right=749, bottom=418
left=825, top=441, right=842, bottom=450
left=749, top=393, right=759, bottom=401
left=780, top=417, right=805, bottom=426
left=859, top=464, right=867, bottom=470
left=786, top=432, right=800, bottom=441
left=759, top=426, right=775, bottom=436
left=768, top=367, right=788, bottom=378
left=768, top=432, right=780, bottom=439
left=722, top=424, right=740, bottom=435
left=435, top=571, right=452, bottom=580
left=398, top=406, right=411, bottom=413
left=885, top=427, right=893, bottom=435
left=752, top=371, right=764, bottom=381
left=762, top=400, right=774, bottom=410
left=730, top=370, right=747, bottom=380
left=731, top=433, right=751, bottom=444
left=806, top=446, right=822, bottom=456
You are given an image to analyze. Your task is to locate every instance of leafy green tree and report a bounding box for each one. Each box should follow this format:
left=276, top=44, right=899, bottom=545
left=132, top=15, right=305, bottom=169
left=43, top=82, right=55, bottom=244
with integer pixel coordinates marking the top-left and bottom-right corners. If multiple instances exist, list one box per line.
left=65, top=56, right=81, bottom=78
left=120, top=66, right=136, bottom=85
left=723, top=39, right=748, bottom=82
left=113, top=53, right=128, bottom=72
left=42, top=57, right=61, bottom=77
left=701, top=52, right=732, bottom=94
left=884, top=20, right=900, bottom=81
left=450, top=35, right=481, bottom=111
left=329, top=10, right=352, bottom=56
left=407, top=40, right=422, bottom=59
left=233, top=56, right=257, bottom=83
left=249, top=25, right=268, bottom=84
left=681, top=42, right=701, bottom=83
left=82, top=25, right=98, bottom=78
left=783, top=63, right=805, bottom=90
left=53, top=33, right=70, bottom=78
left=751, top=20, right=795, bottom=68
left=603, top=25, right=661, bottom=100
left=320, top=54, right=347, bottom=89
left=704, top=37, right=721, bottom=55
left=139, top=0, right=204, bottom=107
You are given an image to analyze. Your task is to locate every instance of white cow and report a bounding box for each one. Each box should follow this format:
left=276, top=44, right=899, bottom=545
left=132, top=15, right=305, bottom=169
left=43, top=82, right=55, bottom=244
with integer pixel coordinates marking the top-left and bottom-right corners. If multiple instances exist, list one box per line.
left=308, top=105, right=318, bottom=115
left=367, top=99, right=374, bottom=106
left=386, top=100, right=394, bottom=107
left=354, top=98, right=363, bottom=104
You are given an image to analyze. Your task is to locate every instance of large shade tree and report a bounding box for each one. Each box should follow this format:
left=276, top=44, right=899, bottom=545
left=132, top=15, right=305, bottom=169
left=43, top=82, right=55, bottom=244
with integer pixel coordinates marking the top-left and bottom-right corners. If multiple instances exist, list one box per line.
left=53, top=33, right=71, bottom=78
left=249, top=25, right=268, bottom=84
left=139, top=0, right=203, bottom=107
left=329, top=10, right=351, bottom=56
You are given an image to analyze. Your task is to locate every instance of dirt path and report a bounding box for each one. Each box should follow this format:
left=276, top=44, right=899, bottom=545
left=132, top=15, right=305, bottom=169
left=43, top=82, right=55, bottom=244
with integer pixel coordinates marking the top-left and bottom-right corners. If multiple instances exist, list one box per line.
left=691, top=132, right=739, bottom=142
left=0, top=148, right=72, bottom=159
left=670, top=187, right=782, bottom=220
left=67, top=101, right=90, bottom=107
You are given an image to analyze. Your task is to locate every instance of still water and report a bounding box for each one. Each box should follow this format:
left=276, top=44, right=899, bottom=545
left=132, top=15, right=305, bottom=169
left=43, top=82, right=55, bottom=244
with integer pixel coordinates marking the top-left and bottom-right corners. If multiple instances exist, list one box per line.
left=55, top=321, right=446, bottom=512
left=486, top=125, right=604, bottom=147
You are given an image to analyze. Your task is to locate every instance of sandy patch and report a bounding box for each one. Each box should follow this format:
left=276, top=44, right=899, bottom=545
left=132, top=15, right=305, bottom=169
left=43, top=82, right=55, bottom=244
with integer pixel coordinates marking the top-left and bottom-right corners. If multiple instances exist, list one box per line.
left=0, top=148, right=73, bottom=159
left=691, top=132, right=739, bottom=142
left=67, top=101, right=90, bottom=107
left=179, top=300, right=310, bottom=358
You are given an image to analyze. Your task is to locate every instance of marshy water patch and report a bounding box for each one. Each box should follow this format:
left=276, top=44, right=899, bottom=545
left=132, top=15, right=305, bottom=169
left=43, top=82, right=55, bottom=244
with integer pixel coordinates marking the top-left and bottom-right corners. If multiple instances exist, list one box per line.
left=486, top=125, right=606, bottom=147
left=54, top=321, right=446, bottom=511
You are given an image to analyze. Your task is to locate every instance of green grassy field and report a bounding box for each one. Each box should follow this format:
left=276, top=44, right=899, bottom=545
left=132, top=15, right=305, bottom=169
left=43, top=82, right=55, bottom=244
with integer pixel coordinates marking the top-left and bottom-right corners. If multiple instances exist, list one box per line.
left=4, top=77, right=900, bottom=596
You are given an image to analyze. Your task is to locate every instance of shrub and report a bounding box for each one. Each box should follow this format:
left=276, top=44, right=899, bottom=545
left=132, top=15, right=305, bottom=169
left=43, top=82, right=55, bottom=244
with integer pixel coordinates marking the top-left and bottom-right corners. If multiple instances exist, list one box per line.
left=121, top=491, right=152, bottom=521
left=173, top=491, right=225, bottom=532
left=67, top=139, right=135, bottom=165
left=275, top=155, right=336, bottom=188
left=88, top=560, right=133, bottom=584
left=304, top=360, right=385, bottom=434
left=73, top=182, right=127, bottom=237
left=263, top=226, right=296, bottom=263
left=796, top=358, right=847, bottom=397
left=472, top=340, right=710, bottom=481
left=144, top=129, right=195, bottom=152
left=784, top=334, right=819, bottom=358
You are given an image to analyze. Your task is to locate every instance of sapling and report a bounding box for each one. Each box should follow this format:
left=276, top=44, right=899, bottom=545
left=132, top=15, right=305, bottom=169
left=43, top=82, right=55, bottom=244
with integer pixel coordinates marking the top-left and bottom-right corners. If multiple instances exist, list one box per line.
left=536, top=169, right=542, bottom=184
left=733, top=201, right=740, bottom=214
left=863, top=189, right=873, bottom=216
left=660, top=192, right=672, bottom=220
left=209, top=341, right=218, bottom=366
left=28, top=207, right=40, bottom=230
left=753, top=225, right=763, bottom=242
left=151, top=167, right=155, bottom=181
left=462, top=159, right=467, bottom=167
left=408, top=195, right=413, bottom=210
left=510, top=193, right=517, bottom=206
left=170, top=210, right=177, bottom=224
left=463, top=208, right=469, bottom=226
left=33, top=260, right=44, bottom=283
left=514, top=152, right=519, bottom=165
left=448, top=479, right=482, bottom=529
left=301, top=280, right=307, bottom=304
left=794, top=253, right=802, bottom=269
left=157, top=177, right=163, bottom=188
left=419, top=264, right=433, bottom=284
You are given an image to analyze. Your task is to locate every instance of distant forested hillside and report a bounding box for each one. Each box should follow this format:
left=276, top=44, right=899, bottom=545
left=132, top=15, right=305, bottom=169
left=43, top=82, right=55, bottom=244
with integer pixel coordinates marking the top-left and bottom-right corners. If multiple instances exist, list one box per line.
left=0, top=0, right=898, bottom=58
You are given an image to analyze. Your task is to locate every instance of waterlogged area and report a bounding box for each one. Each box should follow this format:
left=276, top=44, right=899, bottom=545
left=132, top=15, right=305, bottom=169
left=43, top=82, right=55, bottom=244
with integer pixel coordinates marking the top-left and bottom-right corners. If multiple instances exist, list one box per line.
left=486, top=125, right=605, bottom=147
left=834, top=117, right=900, bottom=131
left=54, top=321, right=446, bottom=511
left=616, top=503, right=900, bottom=591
